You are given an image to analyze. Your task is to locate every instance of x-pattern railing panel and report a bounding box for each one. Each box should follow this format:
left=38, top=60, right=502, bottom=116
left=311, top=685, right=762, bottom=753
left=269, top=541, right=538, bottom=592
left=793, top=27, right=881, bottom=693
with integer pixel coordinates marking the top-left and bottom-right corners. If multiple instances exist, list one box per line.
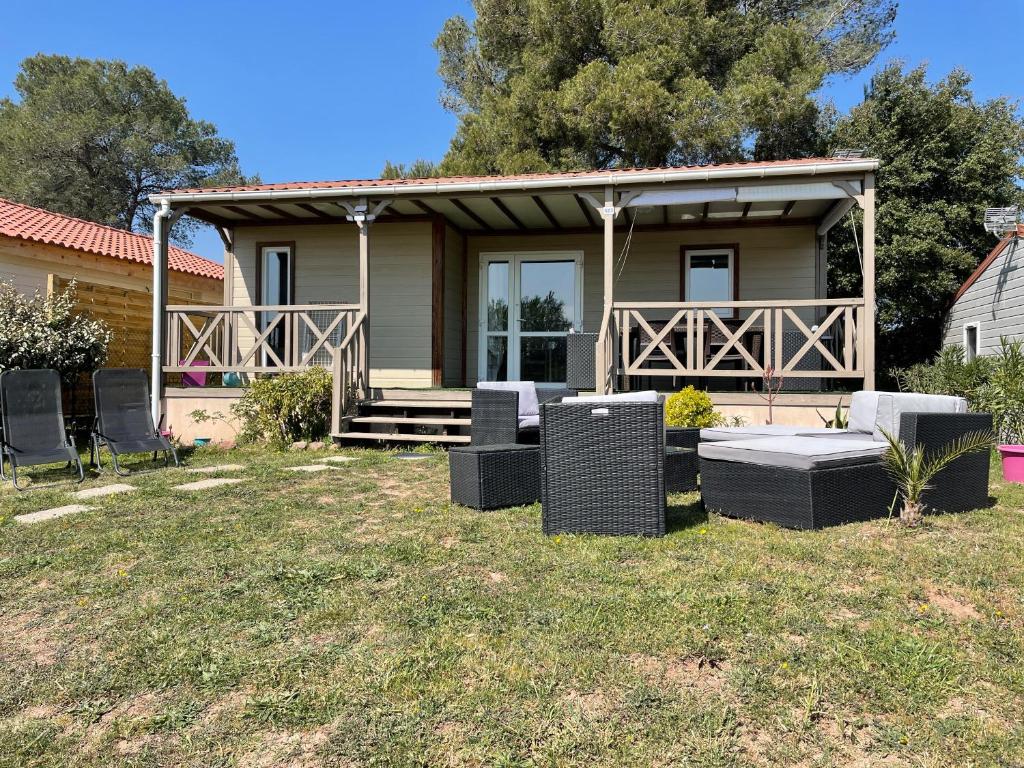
left=610, top=299, right=865, bottom=379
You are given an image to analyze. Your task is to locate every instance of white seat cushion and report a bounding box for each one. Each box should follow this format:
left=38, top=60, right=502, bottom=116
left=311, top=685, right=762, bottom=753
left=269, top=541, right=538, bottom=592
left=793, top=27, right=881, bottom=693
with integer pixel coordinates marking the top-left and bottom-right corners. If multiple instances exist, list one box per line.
left=698, top=436, right=889, bottom=471
left=518, top=414, right=540, bottom=429
left=477, top=380, right=539, bottom=418
left=562, top=390, right=660, bottom=404
left=699, top=425, right=850, bottom=442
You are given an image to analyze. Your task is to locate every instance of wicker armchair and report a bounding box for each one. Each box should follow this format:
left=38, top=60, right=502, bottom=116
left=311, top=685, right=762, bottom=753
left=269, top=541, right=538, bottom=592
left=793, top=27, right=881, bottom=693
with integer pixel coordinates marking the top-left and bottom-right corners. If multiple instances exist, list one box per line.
left=471, top=386, right=576, bottom=445
left=540, top=399, right=666, bottom=536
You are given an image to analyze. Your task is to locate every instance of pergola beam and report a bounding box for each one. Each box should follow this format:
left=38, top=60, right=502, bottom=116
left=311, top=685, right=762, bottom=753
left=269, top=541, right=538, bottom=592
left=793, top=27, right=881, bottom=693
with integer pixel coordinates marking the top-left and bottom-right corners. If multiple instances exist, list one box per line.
left=490, top=197, right=525, bottom=230
left=450, top=199, right=492, bottom=230
left=533, top=195, right=562, bottom=228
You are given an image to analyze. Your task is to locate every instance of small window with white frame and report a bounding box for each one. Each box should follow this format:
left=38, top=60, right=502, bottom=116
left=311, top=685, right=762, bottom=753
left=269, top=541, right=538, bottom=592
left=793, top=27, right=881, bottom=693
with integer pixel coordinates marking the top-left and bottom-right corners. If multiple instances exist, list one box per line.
left=683, top=246, right=736, bottom=318
left=963, top=322, right=981, bottom=361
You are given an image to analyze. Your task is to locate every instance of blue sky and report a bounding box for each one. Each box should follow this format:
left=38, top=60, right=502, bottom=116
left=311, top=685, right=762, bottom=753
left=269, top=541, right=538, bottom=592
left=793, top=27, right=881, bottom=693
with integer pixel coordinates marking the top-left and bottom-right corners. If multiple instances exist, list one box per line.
left=2, top=0, right=1021, bottom=262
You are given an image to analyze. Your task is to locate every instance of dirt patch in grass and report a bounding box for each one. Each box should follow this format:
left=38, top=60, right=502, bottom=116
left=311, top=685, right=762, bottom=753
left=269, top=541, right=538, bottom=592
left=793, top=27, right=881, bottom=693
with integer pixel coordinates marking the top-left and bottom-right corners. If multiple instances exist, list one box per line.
left=925, top=586, right=982, bottom=621
left=2, top=610, right=59, bottom=666
left=238, top=726, right=334, bottom=768
left=203, top=691, right=250, bottom=724
left=628, top=653, right=732, bottom=696
left=562, top=688, right=617, bottom=718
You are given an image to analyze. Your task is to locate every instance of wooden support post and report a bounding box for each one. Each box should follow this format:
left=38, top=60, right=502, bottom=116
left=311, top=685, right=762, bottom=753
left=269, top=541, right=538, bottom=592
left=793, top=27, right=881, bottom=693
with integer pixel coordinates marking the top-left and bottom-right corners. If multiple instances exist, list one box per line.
left=601, top=185, right=616, bottom=394
left=861, top=173, right=876, bottom=390
left=357, top=213, right=370, bottom=397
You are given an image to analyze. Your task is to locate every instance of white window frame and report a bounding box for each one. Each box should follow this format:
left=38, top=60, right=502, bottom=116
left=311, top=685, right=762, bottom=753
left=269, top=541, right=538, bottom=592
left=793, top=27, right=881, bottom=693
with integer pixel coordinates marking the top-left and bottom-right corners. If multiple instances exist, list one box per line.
left=963, top=321, right=981, bottom=361
left=478, top=250, right=584, bottom=385
left=683, top=247, right=736, bottom=318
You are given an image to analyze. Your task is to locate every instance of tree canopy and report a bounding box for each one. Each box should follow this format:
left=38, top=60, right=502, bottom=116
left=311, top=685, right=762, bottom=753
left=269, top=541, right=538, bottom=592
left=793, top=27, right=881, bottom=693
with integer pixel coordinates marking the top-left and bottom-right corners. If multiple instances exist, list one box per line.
left=828, top=63, right=1024, bottom=376
left=0, top=55, right=257, bottom=244
left=432, top=0, right=896, bottom=175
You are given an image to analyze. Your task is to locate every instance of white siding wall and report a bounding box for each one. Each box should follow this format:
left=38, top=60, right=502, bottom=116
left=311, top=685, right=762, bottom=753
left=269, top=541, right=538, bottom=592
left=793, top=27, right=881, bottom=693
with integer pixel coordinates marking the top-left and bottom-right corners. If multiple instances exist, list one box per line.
left=464, top=225, right=818, bottom=382
left=233, top=221, right=433, bottom=388
left=944, top=238, right=1024, bottom=354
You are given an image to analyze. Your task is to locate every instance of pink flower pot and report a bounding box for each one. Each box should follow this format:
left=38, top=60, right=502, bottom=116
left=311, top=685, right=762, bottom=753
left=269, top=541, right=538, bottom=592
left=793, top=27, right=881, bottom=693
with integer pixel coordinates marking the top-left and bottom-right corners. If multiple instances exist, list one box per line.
left=998, top=445, right=1024, bottom=483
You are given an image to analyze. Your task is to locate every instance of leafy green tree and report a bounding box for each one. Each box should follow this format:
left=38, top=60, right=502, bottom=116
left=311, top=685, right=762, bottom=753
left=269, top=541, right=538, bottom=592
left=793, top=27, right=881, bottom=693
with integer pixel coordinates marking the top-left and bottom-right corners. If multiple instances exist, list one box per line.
left=433, top=0, right=895, bottom=174
left=0, top=55, right=257, bottom=245
left=828, top=63, right=1024, bottom=375
left=380, top=159, right=441, bottom=179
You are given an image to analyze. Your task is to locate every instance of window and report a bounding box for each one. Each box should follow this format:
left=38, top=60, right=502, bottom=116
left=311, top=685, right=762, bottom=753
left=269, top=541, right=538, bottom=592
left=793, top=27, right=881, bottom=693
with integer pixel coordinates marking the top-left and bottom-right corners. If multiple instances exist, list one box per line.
left=964, top=322, right=981, bottom=361
left=683, top=247, right=736, bottom=317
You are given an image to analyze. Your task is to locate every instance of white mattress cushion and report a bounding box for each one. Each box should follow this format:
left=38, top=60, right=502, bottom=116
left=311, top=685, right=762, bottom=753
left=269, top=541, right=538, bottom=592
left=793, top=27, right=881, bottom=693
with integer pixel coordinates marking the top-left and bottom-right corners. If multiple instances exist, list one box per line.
left=562, top=390, right=660, bottom=404
left=518, top=414, right=540, bottom=429
left=870, top=392, right=967, bottom=442
left=698, top=436, right=889, bottom=471
left=848, top=390, right=967, bottom=441
left=699, top=425, right=849, bottom=442
left=477, top=380, right=539, bottom=418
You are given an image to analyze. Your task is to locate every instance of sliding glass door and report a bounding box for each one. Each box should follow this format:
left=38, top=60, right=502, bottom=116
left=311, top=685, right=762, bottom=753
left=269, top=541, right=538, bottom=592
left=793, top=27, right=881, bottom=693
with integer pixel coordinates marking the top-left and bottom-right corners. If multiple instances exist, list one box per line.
left=479, top=252, right=582, bottom=384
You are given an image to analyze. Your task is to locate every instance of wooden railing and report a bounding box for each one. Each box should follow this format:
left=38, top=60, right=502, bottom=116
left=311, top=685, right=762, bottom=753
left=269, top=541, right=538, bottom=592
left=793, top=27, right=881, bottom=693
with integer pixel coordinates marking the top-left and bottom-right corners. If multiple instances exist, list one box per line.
left=331, top=311, right=366, bottom=434
left=610, top=298, right=866, bottom=379
left=164, top=304, right=361, bottom=374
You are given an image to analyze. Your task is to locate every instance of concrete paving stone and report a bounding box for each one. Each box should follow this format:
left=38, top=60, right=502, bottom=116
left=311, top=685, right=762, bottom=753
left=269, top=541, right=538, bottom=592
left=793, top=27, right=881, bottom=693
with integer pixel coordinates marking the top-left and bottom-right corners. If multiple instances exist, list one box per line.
left=173, top=478, right=246, bottom=491
left=16, top=504, right=93, bottom=524
left=188, top=464, right=247, bottom=474
left=286, top=464, right=336, bottom=473
left=317, top=456, right=357, bottom=464
left=72, top=484, right=136, bottom=500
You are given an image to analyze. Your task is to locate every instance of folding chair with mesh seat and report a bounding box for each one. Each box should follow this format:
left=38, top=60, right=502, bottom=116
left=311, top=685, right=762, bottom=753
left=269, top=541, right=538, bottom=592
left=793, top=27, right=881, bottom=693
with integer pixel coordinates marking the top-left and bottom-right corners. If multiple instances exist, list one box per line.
left=91, top=369, right=179, bottom=475
left=0, top=369, right=85, bottom=491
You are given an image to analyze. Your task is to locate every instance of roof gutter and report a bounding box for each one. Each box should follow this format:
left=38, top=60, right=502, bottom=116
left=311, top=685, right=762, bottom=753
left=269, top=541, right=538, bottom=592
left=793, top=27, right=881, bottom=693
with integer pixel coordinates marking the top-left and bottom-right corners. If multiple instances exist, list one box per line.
left=149, top=159, right=880, bottom=206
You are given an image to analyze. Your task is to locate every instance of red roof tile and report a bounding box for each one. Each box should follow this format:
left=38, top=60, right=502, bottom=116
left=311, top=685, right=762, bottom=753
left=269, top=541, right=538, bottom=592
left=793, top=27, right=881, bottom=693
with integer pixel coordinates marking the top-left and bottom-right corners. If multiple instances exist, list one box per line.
left=163, top=157, right=872, bottom=195
left=0, top=197, right=223, bottom=280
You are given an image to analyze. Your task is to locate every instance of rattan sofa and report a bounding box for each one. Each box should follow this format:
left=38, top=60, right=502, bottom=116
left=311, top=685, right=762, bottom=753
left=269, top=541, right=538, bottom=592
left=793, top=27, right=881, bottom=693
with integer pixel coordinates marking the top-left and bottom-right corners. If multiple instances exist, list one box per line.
left=699, top=409, right=993, bottom=529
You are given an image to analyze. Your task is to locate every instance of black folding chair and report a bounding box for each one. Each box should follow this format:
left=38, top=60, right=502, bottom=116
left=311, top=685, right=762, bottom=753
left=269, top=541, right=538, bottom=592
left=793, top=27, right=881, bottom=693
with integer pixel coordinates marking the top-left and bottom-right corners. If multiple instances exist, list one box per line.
left=91, top=369, right=179, bottom=475
left=0, top=369, right=85, bottom=491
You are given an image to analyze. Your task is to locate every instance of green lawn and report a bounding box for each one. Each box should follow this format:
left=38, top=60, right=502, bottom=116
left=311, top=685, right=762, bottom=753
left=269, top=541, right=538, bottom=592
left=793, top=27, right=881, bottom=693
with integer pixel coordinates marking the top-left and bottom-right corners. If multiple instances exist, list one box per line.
left=1, top=446, right=1023, bottom=767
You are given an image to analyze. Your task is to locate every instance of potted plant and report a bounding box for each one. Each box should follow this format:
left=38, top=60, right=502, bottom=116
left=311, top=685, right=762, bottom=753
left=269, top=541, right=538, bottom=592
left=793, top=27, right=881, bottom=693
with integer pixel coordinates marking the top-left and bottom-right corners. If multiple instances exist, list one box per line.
left=664, top=386, right=731, bottom=450
left=978, top=339, right=1024, bottom=483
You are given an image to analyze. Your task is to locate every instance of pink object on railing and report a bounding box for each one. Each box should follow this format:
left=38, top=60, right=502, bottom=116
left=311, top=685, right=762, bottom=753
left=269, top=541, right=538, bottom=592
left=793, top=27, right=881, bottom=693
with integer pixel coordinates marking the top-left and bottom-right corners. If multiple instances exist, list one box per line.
left=998, top=445, right=1024, bottom=483
left=180, top=359, right=209, bottom=388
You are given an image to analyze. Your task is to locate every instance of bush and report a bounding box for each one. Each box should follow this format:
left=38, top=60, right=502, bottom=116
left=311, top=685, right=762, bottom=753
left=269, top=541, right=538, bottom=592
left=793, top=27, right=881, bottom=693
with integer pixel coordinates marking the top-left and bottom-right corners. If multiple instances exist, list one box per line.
left=0, top=279, right=111, bottom=382
left=893, top=339, right=1024, bottom=444
left=664, top=386, right=725, bottom=428
left=231, top=368, right=333, bottom=445
left=892, top=345, right=991, bottom=407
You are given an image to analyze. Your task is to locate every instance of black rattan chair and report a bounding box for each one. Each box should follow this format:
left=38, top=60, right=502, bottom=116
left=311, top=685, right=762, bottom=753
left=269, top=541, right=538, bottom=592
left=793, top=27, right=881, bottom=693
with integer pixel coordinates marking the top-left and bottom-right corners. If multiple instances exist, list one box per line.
left=91, top=369, right=178, bottom=475
left=540, top=399, right=666, bottom=536
left=471, top=386, right=576, bottom=445
left=0, top=369, right=84, bottom=491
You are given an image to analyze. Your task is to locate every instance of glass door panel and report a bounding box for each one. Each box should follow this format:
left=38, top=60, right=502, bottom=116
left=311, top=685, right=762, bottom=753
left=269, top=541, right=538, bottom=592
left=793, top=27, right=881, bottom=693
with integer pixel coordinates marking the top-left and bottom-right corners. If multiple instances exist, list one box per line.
left=261, top=246, right=293, bottom=365
left=518, top=259, right=575, bottom=384
left=484, top=261, right=510, bottom=380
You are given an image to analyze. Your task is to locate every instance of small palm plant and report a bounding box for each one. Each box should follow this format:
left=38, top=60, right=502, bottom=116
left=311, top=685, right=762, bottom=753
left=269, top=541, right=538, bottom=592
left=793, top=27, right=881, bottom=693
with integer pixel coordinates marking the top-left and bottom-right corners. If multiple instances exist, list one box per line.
left=878, top=428, right=993, bottom=526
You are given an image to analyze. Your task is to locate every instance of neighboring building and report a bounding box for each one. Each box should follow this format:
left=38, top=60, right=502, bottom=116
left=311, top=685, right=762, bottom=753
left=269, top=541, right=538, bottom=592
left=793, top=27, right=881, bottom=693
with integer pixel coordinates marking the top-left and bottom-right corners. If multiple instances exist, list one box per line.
left=944, top=225, right=1024, bottom=359
left=148, top=156, right=880, bottom=441
left=0, top=197, right=223, bottom=415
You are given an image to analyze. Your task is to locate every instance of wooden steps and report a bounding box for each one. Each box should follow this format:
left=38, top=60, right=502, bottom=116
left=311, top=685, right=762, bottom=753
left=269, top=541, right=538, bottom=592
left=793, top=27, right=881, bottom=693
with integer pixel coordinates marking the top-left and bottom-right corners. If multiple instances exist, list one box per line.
left=333, top=390, right=473, bottom=446
left=337, top=431, right=470, bottom=444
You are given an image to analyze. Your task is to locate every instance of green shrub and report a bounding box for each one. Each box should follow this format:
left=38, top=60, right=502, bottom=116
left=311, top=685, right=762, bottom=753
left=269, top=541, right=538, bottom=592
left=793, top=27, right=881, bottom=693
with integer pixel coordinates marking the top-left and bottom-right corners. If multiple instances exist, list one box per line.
left=664, top=386, right=725, bottom=428
left=892, top=345, right=991, bottom=407
left=231, top=368, right=333, bottom=445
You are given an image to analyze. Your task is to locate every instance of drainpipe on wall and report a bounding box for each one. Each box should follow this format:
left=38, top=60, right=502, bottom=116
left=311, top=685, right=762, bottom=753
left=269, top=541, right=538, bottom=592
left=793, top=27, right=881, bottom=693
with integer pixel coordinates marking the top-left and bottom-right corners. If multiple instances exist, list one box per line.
left=150, top=201, right=171, bottom=427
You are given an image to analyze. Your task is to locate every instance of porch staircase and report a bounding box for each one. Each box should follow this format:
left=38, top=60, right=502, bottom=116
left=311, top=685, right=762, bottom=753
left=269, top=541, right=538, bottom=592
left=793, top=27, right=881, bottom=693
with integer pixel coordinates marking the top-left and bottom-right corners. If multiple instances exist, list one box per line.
left=333, top=389, right=472, bottom=446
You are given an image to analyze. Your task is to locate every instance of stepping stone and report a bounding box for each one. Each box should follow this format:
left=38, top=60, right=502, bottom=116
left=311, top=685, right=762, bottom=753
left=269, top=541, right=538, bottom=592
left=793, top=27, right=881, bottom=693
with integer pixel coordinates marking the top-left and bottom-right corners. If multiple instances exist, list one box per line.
left=188, top=464, right=247, bottom=474
left=394, top=452, right=431, bottom=461
left=317, top=456, right=356, bottom=464
left=73, top=484, right=135, bottom=500
left=173, top=478, right=245, bottom=492
left=16, top=504, right=93, bottom=525
left=286, top=464, right=335, bottom=473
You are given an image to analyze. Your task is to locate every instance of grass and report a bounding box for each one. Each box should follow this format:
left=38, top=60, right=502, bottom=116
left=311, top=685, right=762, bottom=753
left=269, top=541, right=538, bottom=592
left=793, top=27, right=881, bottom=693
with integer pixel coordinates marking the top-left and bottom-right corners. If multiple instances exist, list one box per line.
left=1, top=445, right=1023, bottom=766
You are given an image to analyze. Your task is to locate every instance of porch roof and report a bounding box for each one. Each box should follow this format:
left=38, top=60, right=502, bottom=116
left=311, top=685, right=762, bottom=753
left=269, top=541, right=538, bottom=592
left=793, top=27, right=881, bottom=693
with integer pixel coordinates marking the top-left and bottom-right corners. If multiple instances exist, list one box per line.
left=152, top=156, right=878, bottom=235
